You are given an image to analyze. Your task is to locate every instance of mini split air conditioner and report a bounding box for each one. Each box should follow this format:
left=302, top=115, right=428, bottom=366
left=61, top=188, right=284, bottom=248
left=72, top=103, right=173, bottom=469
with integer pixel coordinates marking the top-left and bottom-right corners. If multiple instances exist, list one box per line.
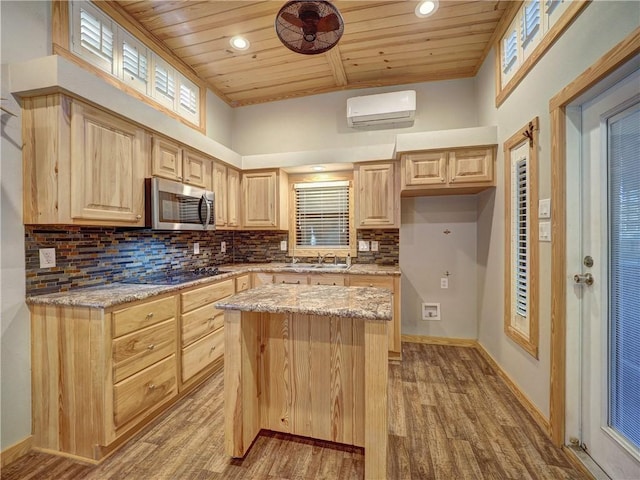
left=346, top=90, right=416, bottom=127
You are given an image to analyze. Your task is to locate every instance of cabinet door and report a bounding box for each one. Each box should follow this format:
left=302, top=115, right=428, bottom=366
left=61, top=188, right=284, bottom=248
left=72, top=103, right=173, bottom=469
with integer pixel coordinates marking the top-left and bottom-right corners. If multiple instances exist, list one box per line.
left=402, top=151, right=447, bottom=187
left=355, top=162, right=398, bottom=228
left=70, top=102, right=147, bottom=225
left=448, top=147, right=494, bottom=185
left=243, top=171, right=277, bottom=227
left=227, top=168, right=241, bottom=227
left=213, top=163, right=227, bottom=226
left=152, top=136, right=182, bottom=181
left=183, top=149, right=212, bottom=188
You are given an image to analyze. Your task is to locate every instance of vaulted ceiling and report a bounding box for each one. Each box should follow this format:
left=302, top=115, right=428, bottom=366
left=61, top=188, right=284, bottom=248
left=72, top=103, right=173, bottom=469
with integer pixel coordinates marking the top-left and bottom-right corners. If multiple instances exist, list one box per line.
left=114, top=1, right=514, bottom=107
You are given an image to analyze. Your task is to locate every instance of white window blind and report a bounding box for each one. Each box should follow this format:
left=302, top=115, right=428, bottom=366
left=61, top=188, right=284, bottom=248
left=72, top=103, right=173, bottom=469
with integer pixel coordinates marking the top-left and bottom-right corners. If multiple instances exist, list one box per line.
left=502, top=28, right=518, bottom=75
left=545, top=0, right=561, bottom=16
left=123, top=39, right=147, bottom=83
left=79, top=7, right=113, bottom=62
left=294, top=181, right=350, bottom=248
left=521, top=0, right=541, bottom=48
left=608, top=105, right=640, bottom=448
left=154, top=64, right=175, bottom=100
left=514, top=157, right=529, bottom=318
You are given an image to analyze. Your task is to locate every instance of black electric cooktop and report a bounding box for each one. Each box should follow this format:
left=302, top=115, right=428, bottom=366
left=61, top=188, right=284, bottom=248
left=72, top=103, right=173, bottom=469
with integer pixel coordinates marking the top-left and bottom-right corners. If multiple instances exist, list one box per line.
left=124, top=267, right=230, bottom=285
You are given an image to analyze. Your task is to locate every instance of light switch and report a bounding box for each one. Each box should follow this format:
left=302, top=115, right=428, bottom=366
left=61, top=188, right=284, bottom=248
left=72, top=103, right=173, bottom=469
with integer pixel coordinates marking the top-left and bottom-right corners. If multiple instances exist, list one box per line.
left=221, top=241, right=226, bottom=253
left=280, top=240, right=287, bottom=251
left=539, top=221, right=551, bottom=242
left=539, top=198, right=551, bottom=219
left=39, top=248, right=56, bottom=268
left=371, top=241, right=379, bottom=252
left=193, top=242, right=200, bottom=254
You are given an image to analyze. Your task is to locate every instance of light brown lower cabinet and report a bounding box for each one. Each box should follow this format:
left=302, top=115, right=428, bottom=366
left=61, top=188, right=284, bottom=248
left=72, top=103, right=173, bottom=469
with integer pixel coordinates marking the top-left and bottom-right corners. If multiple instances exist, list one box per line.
left=30, top=276, right=236, bottom=462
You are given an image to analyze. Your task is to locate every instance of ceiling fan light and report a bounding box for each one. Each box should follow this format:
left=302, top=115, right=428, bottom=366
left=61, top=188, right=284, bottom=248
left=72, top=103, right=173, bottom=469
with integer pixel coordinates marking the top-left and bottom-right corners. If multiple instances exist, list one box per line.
left=415, top=0, right=438, bottom=18
left=230, top=36, right=250, bottom=51
left=312, top=166, right=325, bottom=171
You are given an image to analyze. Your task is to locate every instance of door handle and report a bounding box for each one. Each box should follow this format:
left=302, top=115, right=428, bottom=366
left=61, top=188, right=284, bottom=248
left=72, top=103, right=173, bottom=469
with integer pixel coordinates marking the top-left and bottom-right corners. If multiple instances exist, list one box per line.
left=573, top=273, right=594, bottom=286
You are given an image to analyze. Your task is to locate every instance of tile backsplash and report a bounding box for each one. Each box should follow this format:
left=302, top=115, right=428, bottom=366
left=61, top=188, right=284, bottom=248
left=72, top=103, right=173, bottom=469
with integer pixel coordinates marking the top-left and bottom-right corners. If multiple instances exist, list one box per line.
left=25, top=226, right=399, bottom=295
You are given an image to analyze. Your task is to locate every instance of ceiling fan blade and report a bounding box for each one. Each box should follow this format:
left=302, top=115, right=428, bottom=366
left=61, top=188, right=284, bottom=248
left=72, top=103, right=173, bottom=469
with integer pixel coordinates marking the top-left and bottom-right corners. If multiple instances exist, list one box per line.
left=317, top=13, right=340, bottom=32
left=281, top=11, right=304, bottom=28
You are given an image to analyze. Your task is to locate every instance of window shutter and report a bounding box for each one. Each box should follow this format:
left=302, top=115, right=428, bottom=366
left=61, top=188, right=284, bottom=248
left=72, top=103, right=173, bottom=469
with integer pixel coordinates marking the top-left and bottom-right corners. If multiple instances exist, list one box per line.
left=514, top=158, right=529, bottom=318
left=545, top=0, right=561, bottom=15
left=154, top=64, right=175, bottom=100
left=521, top=0, right=541, bottom=47
left=502, top=29, right=518, bottom=74
left=295, top=181, right=350, bottom=248
left=79, top=7, right=113, bottom=62
left=123, top=40, right=147, bottom=83
left=179, top=83, right=198, bottom=114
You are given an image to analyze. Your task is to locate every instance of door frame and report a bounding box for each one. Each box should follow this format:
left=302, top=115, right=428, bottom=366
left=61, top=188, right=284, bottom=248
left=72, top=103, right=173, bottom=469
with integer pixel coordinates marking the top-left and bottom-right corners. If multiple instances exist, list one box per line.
left=549, top=29, right=640, bottom=447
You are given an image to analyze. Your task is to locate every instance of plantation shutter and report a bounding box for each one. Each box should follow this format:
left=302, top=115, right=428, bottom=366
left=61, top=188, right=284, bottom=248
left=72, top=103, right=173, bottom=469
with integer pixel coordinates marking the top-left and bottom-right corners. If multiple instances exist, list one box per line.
left=123, top=40, right=147, bottom=83
left=180, top=83, right=198, bottom=114
left=295, top=181, right=350, bottom=248
left=502, top=29, right=518, bottom=74
left=154, top=64, right=175, bottom=100
left=521, top=0, right=541, bottom=47
left=515, top=158, right=529, bottom=318
left=79, top=7, right=113, bottom=62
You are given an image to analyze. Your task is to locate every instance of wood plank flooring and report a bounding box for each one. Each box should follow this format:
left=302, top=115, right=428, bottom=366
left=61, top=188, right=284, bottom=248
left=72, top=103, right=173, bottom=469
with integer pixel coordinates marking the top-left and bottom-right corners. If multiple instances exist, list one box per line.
left=1, top=342, right=587, bottom=480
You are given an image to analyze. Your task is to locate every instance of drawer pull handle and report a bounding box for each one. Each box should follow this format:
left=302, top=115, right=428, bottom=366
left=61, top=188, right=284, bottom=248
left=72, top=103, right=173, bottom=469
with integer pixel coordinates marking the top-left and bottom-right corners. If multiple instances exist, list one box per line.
left=210, top=346, right=216, bottom=355
left=146, top=312, right=154, bottom=319
left=148, top=383, right=157, bottom=391
left=369, top=284, right=373, bottom=287
left=147, top=344, right=155, bottom=351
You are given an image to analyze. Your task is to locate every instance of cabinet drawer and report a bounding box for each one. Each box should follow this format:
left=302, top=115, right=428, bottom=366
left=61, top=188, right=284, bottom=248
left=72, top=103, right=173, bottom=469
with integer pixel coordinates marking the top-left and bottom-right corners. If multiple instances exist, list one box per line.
left=182, top=327, right=224, bottom=382
left=310, top=274, right=345, bottom=286
left=349, top=275, right=393, bottom=289
left=181, top=299, right=228, bottom=347
left=273, top=273, right=308, bottom=285
left=181, top=279, right=234, bottom=313
left=113, top=355, right=177, bottom=428
left=113, top=318, right=176, bottom=383
left=236, top=274, right=250, bottom=292
left=113, top=296, right=177, bottom=338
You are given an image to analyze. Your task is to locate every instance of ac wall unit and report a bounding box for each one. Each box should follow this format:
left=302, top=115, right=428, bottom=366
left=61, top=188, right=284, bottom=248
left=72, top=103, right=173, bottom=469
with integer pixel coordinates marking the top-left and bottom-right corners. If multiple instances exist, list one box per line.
left=346, top=90, right=416, bottom=127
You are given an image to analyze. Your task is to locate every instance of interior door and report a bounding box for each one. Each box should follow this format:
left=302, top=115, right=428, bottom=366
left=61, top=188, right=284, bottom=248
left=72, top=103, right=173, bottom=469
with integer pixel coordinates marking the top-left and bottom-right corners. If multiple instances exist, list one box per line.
left=576, top=71, right=640, bottom=479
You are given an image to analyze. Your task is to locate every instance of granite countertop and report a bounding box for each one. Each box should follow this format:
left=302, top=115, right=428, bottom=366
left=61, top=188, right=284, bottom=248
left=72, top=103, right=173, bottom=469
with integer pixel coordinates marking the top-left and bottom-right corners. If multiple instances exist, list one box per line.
left=26, top=263, right=400, bottom=308
left=215, top=283, right=392, bottom=321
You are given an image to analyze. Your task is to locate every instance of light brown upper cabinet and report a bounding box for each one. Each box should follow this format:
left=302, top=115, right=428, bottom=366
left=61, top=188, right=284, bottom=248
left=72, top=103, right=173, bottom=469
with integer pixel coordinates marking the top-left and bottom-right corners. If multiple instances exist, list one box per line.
left=242, top=169, right=289, bottom=229
left=354, top=161, right=399, bottom=228
left=182, top=149, right=213, bottom=189
left=400, top=146, right=495, bottom=196
left=213, top=162, right=228, bottom=227
left=152, top=136, right=183, bottom=181
left=23, top=94, right=148, bottom=226
left=226, top=167, right=241, bottom=228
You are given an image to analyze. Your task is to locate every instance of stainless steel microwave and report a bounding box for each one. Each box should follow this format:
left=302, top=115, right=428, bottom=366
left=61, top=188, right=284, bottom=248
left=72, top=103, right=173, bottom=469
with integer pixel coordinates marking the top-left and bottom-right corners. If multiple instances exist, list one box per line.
left=146, top=177, right=215, bottom=231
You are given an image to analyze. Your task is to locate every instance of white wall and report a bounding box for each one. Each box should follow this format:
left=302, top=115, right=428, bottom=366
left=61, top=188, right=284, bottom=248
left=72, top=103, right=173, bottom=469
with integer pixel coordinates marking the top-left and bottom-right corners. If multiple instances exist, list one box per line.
left=400, top=196, right=478, bottom=338
left=232, top=78, right=478, bottom=155
left=474, top=1, right=640, bottom=418
left=1, top=0, right=50, bottom=451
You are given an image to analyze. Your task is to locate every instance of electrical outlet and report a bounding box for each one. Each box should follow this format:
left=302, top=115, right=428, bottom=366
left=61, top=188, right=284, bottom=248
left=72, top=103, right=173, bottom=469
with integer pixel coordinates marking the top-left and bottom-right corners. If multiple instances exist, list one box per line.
left=39, top=248, right=56, bottom=268
left=371, top=241, right=379, bottom=252
left=280, top=240, right=287, bottom=251
left=440, top=277, right=448, bottom=289
left=358, top=240, right=370, bottom=252
left=221, top=241, right=226, bottom=253
left=193, top=242, right=200, bottom=254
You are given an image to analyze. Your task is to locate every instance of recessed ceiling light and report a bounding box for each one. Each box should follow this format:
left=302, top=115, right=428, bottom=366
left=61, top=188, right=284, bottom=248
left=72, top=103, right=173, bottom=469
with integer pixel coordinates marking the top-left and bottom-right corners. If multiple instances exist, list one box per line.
left=230, top=36, right=250, bottom=51
left=415, top=0, right=438, bottom=18
left=312, top=166, right=325, bottom=171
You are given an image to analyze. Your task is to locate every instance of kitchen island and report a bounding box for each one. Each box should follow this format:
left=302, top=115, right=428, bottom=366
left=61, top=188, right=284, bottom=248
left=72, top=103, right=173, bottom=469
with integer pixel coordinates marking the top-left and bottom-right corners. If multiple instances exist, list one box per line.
left=215, top=283, right=391, bottom=480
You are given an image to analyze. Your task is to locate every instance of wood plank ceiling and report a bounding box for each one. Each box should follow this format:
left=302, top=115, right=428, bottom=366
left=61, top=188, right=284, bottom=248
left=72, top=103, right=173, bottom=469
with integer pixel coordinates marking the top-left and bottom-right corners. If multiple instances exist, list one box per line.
left=114, top=1, right=513, bottom=107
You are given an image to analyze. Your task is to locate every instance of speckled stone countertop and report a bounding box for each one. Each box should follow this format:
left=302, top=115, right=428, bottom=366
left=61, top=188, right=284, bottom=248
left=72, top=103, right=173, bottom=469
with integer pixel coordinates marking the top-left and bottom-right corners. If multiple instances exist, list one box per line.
left=26, top=263, right=400, bottom=309
left=215, top=283, right=392, bottom=321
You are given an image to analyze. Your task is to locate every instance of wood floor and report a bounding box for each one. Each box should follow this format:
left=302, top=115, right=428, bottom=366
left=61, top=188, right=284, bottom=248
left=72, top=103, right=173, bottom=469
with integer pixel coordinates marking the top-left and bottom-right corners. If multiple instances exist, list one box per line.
left=1, top=342, right=587, bottom=480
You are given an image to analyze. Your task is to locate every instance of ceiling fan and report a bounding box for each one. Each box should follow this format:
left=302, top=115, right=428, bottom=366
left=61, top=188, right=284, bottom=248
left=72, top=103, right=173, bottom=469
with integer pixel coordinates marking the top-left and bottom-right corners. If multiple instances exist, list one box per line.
left=275, top=1, right=345, bottom=55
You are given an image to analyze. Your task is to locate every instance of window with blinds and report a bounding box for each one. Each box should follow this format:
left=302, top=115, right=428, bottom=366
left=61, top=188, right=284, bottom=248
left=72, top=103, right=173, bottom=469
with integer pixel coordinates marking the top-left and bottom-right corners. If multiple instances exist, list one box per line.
left=123, top=39, right=147, bottom=83
left=608, top=105, right=640, bottom=449
left=521, top=0, right=541, bottom=48
left=514, top=158, right=529, bottom=319
left=72, top=3, right=114, bottom=72
left=180, top=84, right=197, bottom=114
left=294, top=181, right=350, bottom=250
left=154, top=62, right=176, bottom=105
left=502, top=28, right=518, bottom=75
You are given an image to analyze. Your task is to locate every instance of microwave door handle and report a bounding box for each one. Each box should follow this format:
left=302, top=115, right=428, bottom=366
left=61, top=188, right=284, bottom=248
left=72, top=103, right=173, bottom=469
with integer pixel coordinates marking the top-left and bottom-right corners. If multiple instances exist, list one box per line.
left=201, top=194, right=212, bottom=228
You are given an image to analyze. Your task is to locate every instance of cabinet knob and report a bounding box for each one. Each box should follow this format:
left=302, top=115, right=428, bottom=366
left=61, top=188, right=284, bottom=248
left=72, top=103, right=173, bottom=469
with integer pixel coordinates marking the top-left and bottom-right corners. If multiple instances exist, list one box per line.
left=369, top=284, right=373, bottom=287
left=148, top=383, right=157, bottom=391
left=209, top=346, right=216, bottom=355
left=146, top=312, right=154, bottom=319
left=136, top=214, right=142, bottom=219
left=147, top=344, right=155, bottom=351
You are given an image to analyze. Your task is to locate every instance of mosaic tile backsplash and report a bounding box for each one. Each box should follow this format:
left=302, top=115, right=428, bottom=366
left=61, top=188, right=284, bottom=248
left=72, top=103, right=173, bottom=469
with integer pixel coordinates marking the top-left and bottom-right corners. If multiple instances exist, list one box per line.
left=25, top=226, right=399, bottom=295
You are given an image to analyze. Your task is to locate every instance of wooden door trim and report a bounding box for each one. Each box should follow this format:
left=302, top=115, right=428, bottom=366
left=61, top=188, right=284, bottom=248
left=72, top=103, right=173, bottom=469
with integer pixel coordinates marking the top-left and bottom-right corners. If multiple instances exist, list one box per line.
left=549, top=28, right=640, bottom=447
